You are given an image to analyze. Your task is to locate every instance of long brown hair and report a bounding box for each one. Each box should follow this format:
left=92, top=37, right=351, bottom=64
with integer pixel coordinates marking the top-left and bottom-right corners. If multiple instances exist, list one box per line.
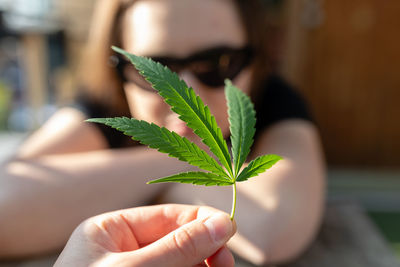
left=78, top=0, right=271, bottom=116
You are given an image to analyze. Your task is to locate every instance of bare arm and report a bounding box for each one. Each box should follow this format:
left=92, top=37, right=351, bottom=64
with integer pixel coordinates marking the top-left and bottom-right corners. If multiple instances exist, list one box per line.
left=0, top=108, right=192, bottom=258
left=161, top=119, right=326, bottom=265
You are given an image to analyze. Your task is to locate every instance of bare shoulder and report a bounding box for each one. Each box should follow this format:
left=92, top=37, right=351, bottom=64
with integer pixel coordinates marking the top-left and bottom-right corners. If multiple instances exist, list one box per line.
left=16, top=107, right=108, bottom=158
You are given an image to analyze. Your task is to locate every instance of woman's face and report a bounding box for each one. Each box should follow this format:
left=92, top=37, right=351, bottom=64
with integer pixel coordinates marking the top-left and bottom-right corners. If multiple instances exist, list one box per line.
left=122, top=0, right=252, bottom=139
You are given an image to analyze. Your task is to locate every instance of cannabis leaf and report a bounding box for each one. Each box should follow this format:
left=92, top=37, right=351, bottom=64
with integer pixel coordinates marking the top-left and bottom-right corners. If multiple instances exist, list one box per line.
left=236, top=154, right=282, bottom=182
left=86, top=117, right=228, bottom=177
left=87, top=46, right=282, bottom=220
left=112, top=46, right=233, bottom=178
left=147, top=172, right=233, bottom=186
left=225, top=80, right=256, bottom=177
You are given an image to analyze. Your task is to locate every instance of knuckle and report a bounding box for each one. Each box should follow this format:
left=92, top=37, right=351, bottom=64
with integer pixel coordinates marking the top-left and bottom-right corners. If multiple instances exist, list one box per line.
left=172, top=227, right=198, bottom=260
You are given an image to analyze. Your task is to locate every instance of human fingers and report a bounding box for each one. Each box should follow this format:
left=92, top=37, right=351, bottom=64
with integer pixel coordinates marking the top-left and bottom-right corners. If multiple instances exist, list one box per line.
left=127, top=211, right=235, bottom=266
left=84, top=204, right=229, bottom=251
left=205, top=245, right=235, bottom=267
left=99, top=204, right=228, bottom=248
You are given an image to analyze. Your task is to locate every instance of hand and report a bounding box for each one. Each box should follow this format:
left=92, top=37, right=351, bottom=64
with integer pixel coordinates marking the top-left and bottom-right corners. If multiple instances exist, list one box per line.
left=54, top=204, right=236, bottom=267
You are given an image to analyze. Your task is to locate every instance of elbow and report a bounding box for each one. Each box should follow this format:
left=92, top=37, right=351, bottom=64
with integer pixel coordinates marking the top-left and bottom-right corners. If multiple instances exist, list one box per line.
left=231, top=203, right=324, bottom=267
left=247, top=209, right=324, bottom=266
left=0, top=200, right=19, bottom=258
left=0, top=190, right=59, bottom=259
left=0, top=198, right=48, bottom=259
left=263, top=181, right=325, bottom=264
left=0, top=165, right=23, bottom=257
left=0, top=162, right=65, bottom=258
left=256, top=177, right=325, bottom=265
left=0, top=187, right=24, bottom=258
left=0, top=180, right=36, bottom=258
left=266, top=210, right=323, bottom=265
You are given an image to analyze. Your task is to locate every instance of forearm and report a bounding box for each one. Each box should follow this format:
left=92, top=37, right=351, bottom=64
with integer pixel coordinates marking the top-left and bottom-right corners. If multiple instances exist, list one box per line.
left=0, top=147, right=192, bottom=258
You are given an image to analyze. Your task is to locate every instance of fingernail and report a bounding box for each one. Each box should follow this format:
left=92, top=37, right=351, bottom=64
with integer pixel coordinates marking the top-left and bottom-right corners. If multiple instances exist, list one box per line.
left=203, top=213, right=233, bottom=243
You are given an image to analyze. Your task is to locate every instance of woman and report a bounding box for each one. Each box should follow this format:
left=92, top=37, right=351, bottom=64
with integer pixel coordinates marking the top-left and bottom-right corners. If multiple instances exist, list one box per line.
left=0, top=0, right=325, bottom=265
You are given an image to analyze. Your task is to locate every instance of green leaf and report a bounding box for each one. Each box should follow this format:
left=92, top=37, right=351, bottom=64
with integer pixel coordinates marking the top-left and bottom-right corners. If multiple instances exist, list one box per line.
left=225, top=80, right=256, bottom=177
left=87, top=117, right=229, bottom=178
left=147, top=171, right=233, bottom=186
left=236, top=154, right=282, bottom=182
left=112, top=46, right=233, bottom=178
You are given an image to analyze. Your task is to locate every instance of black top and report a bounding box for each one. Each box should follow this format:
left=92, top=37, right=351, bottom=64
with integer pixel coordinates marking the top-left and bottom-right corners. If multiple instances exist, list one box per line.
left=75, top=75, right=312, bottom=148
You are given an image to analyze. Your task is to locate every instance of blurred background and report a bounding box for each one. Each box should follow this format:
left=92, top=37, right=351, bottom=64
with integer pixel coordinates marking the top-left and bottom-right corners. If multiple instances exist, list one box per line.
left=0, top=0, right=399, bottom=261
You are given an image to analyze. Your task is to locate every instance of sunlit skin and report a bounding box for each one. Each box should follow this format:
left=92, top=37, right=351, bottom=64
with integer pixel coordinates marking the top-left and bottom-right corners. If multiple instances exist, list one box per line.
left=0, top=0, right=325, bottom=264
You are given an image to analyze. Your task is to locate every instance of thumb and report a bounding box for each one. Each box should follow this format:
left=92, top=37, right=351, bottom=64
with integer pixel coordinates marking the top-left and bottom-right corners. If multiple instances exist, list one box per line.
left=134, top=212, right=235, bottom=267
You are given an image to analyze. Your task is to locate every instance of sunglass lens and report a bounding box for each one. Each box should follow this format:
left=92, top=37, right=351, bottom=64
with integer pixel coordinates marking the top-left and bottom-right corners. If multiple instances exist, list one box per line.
left=195, top=70, right=224, bottom=87
left=116, top=46, right=252, bottom=90
left=192, top=50, right=252, bottom=87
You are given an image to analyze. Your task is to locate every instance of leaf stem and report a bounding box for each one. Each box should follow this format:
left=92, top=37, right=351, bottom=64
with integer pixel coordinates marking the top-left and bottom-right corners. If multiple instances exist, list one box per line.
left=230, top=182, right=237, bottom=220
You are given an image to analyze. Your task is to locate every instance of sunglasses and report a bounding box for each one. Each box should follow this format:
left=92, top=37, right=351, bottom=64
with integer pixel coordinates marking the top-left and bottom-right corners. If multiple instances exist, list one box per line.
left=114, top=46, right=253, bottom=91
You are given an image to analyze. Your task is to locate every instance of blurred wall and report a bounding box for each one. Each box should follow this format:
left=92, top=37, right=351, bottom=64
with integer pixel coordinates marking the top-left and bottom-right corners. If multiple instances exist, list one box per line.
left=282, top=0, right=400, bottom=168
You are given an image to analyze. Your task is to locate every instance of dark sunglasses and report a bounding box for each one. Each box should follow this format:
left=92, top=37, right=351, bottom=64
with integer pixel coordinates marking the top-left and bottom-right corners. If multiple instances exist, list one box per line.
left=114, top=46, right=253, bottom=91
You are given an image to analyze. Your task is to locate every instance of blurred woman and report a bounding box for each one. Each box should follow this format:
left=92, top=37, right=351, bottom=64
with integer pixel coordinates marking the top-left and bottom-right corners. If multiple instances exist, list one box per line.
left=0, top=0, right=325, bottom=265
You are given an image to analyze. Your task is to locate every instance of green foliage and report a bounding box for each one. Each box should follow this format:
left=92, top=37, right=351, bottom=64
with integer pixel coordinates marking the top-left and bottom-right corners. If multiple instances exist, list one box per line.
left=225, top=80, right=256, bottom=177
left=88, top=47, right=282, bottom=219
left=236, top=154, right=282, bottom=182
left=86, top=117, right=228, bottom=177
left=112, top=46, right=233, bottom=177
left=148, top=172, right=233, bottom=186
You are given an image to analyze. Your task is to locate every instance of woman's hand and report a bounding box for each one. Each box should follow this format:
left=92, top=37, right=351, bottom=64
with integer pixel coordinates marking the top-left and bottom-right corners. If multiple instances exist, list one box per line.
left=54, top=204, right=236, bottom=267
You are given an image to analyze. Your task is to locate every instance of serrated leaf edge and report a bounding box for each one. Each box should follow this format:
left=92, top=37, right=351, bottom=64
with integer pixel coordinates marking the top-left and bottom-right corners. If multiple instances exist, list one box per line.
left=236, top=154, right=282, bottom=182
left=112, top=46, right=233, bottom=178
left=147, top=171, right=234, bottom=186
left=86, top=117, right=229, bottom=178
